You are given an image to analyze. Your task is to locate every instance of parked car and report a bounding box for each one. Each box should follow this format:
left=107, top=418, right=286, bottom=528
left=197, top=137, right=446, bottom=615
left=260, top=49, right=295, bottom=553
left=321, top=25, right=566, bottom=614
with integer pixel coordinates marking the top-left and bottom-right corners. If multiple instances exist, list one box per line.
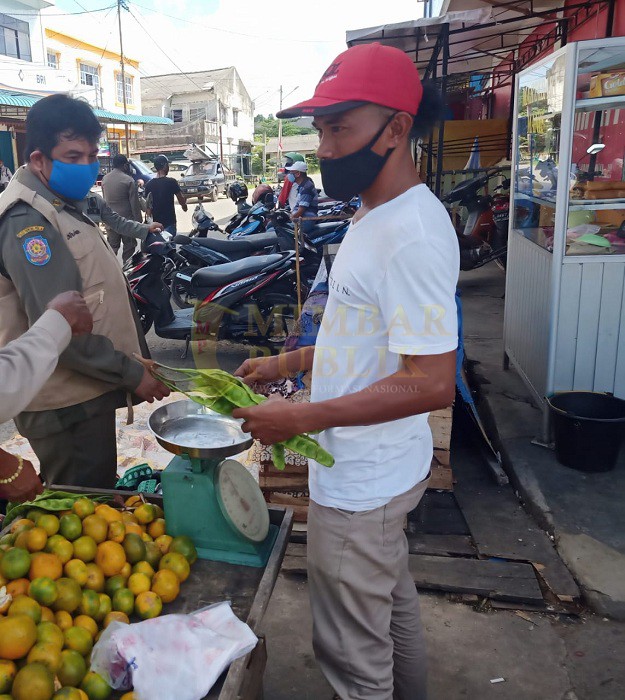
left=180, top=144, right=236, bottom=201
left=169, top=160, right=192, bottom=180
left=129, top=158, right=155, bottom=185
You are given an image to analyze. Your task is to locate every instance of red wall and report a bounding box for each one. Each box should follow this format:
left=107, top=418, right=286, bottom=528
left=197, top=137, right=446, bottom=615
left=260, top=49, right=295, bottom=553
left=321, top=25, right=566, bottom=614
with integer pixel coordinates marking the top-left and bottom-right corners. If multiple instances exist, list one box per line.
left=490, top=0, right=625, bottom=120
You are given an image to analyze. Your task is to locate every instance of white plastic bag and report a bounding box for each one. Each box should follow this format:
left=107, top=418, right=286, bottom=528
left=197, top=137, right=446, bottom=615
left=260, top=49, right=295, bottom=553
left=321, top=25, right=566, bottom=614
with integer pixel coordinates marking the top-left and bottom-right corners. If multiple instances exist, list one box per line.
left=90, top=602, right=257, bottom=700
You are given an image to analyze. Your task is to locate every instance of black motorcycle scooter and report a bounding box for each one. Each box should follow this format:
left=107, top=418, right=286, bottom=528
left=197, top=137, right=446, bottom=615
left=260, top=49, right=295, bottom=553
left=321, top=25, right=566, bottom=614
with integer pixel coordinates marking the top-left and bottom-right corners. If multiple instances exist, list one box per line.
left=125, top=237, right=300, bottom=357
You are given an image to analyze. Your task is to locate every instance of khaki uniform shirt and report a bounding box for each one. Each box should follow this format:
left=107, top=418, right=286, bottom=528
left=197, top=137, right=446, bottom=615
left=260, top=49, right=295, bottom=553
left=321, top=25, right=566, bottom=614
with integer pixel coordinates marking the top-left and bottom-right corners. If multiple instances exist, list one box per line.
left=101, top=168, right=142, bottom=223
left=0, top=167, right=150, bottom=438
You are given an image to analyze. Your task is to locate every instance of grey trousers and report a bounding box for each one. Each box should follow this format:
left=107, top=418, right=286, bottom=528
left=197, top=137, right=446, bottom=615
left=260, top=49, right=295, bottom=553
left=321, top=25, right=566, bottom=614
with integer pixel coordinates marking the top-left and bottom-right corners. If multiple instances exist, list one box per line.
left=308, top=477, right=429, bottom=700
left=27, top=410, right=118, bottom=489
left=106, top=226, right=137, bottom=264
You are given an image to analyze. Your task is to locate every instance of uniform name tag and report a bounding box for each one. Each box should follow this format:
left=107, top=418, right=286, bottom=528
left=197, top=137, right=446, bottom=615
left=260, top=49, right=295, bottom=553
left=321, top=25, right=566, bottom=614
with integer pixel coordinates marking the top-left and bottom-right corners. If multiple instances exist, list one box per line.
left=16, top=225, right=44, bottom=239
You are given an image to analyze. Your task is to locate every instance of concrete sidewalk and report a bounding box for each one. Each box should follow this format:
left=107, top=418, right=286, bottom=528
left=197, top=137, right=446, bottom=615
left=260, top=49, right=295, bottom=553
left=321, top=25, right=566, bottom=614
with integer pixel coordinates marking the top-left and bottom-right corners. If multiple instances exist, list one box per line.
left=459, top=265, right=625, bottom=620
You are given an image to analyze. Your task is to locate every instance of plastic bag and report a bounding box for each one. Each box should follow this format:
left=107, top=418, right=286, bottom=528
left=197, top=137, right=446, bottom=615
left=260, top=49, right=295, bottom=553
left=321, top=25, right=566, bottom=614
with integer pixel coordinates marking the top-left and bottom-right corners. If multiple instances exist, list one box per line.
left=90, top=602, right=257, bottom=700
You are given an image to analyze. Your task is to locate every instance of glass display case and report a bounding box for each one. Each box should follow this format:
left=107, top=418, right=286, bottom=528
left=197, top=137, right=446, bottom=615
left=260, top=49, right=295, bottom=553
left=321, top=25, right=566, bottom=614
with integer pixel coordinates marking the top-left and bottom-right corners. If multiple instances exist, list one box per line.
left=504, top=38, right=625, bottom=440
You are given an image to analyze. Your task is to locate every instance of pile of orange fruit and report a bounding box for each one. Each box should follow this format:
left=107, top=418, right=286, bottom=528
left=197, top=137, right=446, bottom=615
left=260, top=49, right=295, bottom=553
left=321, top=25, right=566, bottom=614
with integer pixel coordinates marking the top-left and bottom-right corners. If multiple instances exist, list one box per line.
left=0, top=495, right=197, bottom=700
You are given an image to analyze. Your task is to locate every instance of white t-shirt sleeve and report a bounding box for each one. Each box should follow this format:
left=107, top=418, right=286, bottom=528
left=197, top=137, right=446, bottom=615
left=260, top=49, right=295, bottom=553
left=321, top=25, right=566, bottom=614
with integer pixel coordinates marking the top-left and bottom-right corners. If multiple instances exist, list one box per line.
left=376, top=239, right=458, bottom=356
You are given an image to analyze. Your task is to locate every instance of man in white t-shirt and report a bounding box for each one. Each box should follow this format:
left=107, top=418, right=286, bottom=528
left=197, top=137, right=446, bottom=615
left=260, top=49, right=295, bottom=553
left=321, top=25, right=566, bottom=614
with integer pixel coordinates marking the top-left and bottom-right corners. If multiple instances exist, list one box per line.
left=234, top=43, right=459, bottom=700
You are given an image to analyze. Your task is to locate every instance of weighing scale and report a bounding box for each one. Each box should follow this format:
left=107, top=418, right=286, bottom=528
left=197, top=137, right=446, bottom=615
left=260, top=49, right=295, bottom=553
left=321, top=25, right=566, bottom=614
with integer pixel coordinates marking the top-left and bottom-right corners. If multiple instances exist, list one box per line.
left=149, top=400, right=278, bottom=568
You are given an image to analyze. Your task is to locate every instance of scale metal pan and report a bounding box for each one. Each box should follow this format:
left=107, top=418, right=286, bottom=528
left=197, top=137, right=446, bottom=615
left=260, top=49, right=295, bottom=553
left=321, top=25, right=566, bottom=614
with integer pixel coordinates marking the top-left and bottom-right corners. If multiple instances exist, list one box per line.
left=148, top=399, right=253, bottom=459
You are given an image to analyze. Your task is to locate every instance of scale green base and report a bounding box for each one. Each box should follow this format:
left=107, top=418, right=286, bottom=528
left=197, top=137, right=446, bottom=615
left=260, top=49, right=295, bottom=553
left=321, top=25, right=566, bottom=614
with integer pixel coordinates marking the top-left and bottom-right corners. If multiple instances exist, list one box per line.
left=161, top=454, right=278, bottom=568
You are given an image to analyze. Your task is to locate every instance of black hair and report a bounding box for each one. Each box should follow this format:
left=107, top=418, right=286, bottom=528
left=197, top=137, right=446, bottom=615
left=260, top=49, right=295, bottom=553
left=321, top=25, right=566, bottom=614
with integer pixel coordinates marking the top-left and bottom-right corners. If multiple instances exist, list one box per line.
left=24, top=94, right=102, bottom=162
left=410, top=82, right=444, bottom=140
left=113, top=154, right=129, bottom=169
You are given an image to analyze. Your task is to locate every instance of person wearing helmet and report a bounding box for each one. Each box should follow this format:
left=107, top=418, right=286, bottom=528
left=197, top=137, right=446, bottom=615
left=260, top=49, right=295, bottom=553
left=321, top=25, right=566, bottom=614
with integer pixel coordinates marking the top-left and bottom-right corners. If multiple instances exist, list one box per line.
left=144, top=154, right=187, bottom=234
left=232, top=43, right=457, bottom=700
left=286, top=160, right=317, bottom=233
left=251, top=183, right=274, bottom=207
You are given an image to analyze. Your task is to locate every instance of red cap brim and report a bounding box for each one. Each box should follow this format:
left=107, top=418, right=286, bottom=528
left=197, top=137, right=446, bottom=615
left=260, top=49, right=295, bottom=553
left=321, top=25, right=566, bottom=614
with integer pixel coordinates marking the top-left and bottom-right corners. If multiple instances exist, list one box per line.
left=276, top=98, right=369, bottom=119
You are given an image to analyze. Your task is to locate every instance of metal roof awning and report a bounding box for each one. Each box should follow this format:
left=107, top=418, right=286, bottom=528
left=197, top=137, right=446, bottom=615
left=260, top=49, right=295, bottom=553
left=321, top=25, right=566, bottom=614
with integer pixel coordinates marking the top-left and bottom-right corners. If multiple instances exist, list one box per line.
left=0, top=90, right=172, bottom=125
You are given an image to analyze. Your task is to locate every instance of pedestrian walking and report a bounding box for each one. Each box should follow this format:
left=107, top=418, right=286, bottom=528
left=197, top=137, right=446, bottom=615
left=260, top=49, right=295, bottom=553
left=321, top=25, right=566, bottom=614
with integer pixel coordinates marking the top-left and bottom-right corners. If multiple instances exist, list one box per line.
left=232, top=43, right=459, bottom=700
left=144, top=154, right=187, bottom=234
left=0, top=158, right=12, bottom=192
left=0, top=93, right=169, bottom=489
left=101, top=154, right=143, bottom=263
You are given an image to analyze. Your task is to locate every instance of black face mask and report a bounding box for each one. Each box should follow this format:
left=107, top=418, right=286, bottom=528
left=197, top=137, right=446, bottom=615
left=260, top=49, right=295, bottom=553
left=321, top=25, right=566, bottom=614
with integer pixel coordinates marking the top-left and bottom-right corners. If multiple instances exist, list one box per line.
left=320, top=114, right=396, bottom=202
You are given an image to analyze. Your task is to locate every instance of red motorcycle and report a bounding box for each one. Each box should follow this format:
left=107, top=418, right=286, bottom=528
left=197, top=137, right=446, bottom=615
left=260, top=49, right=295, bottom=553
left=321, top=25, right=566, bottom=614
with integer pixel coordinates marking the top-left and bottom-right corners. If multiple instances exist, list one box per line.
left=442, top=169, right=510, bottom=271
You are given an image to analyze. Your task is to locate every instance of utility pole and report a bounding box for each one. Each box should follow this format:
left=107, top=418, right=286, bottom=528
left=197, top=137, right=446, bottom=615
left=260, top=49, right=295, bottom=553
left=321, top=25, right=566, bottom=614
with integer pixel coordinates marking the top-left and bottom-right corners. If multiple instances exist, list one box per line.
left=277, top=85, right=283, bottom=181
left=117, top=0, right=130, bottom=156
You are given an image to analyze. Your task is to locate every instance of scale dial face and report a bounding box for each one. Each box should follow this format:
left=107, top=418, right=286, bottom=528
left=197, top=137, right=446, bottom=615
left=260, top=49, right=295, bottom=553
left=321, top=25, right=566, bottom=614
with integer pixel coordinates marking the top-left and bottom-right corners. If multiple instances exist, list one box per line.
left=215, top=459, right=270, bottom=543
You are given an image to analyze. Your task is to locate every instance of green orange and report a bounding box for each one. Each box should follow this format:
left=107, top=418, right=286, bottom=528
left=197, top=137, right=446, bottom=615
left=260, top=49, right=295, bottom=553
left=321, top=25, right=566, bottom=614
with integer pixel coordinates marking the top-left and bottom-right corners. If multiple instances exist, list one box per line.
left=111, top=588, right=134, bottom=616
left=0, top=547, right=31, bottom=580
left=59, top=514, right=83, bottom=542
left=63, top=626, right=93, bottom=657
left=169, top=536, right=198, bottom=565
left=80, top=671, right=112, bottom=700
left=29, top=577, right=58, bottom=607
left=135, top=591, right=162, bottom=619
left=57, top=649, right=87, bottom=687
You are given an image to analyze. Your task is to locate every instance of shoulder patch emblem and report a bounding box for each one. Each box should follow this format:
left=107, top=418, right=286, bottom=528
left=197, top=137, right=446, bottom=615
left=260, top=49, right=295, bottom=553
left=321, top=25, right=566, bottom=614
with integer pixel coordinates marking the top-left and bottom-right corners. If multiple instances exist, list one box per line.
left=16, top=225, right=45, bottom=239
left=23, top=236, right=52, bottom=266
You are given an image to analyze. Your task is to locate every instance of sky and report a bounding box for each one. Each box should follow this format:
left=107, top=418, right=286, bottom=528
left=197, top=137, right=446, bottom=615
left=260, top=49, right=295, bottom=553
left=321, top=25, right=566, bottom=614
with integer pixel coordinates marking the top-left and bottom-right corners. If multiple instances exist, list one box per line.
left=52, top=0, right=424, bottom=116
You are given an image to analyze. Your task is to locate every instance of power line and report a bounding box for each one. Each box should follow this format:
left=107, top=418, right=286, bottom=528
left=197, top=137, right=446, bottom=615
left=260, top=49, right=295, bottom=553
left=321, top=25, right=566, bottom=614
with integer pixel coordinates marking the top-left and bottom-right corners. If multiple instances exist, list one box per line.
left=2, top=5, right=115, bottom=16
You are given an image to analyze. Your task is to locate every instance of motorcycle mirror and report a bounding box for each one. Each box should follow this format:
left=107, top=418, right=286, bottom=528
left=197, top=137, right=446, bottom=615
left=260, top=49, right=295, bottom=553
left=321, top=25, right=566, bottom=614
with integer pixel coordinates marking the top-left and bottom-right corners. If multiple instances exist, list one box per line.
left=587, top=143, right=605, bottom=156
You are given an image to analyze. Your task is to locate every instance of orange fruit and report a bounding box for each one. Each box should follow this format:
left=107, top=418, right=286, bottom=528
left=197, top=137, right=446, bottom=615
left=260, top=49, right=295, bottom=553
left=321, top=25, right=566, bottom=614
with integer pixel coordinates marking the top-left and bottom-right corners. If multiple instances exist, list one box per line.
left=72, top=537, right=96, bottom=563
left=154, top=535, right=173, bottom=555
left=27, top=641, right=62, bottom=673
left=53, top=688, right=84, bottom=700
left=26, top=527, right=48, bottom=553
left=103, top=611, right=129, bottom=628
left=120, top=693, right=136, bottom=700
left=72, top=499, right=95, bottom=520
left=0, top=614, right=37, bottom=659
left=132, top=561, right=154, bottom=579
left=1, top=547, right=31, bottom=580
left=169, top=536, right=198, bottom=565
left=104, top=574, right=126, bottom=598
left=95, top=593, right=111, bottom=623
left=13, top=531, right=30, bottom=549
left=83, top=564, right=104, bottom=593
left=150, top=569, right=179, bottom=603
left=78, top=589, right=100, bottom=618
left=143, top=542, right=162, bottom=569
left=159, top=552, right=190, bottom=582
left=9, top=594, right=42, bottom=623
left=30, top=552, right=63, bottom=581
left=152, top=504, right=164, bottom=519
left=107, top=521, right=125, bottom=544
left=37, top=515, right=60, bottom=537
left=140, top=532, right=153, bottom=543
left=74, top=615, right=98, bottom=640
left=45, top=535, right=73, bottom=565
left=133, top=503, right=156, bottom=525
left=147, top=518, right=166, bottom=539
left=52, top=578, right=82, bottom=613
left=123, top=522, right=143, bottom=537
left=37, top=621, right=64, bottom=649
left=57, top=648, right=87, bottom=687
left=11, top=661, right=54, bottom=700
left=127, top=572, right=151, bottom=596
left=11, top=518, right=35, bottom=535
left=81, top=516, right=107, bottom=544
left=59, top=514, right=83, bottom=542
left=64, top=559, right=88, bottom=586
left=55, top=610, right=73, bottom=631
left=95, top=505, right=122, bottom=524
left=124, top=495, right=143, bottom=508
left=135, top=591, right=162, bottom=619
left=111, top=588, right=134, bottom=616
left=40, top=606, right=55, bottom=623
left=29, top=577, right=58, bottom=607
left=80, top=671, right=112, bottom=700
left=63, top=626, right=93, bottom=657
left=6, top=577, right=30, bottom=597
left=121, top=512, right=139, bottom=526
left=95, top=541, right=126, bottom=577
left=0, top=659, right=16, bottom=694
left=120, top=562, right=131, bottom=580
left=122, top=533, right=145, bottom=565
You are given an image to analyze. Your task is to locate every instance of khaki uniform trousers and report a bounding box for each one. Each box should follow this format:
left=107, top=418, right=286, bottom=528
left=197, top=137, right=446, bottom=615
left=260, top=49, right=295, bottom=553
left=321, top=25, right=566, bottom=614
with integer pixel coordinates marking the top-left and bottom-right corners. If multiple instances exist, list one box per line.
left=308, top=477, right=429, bottom=700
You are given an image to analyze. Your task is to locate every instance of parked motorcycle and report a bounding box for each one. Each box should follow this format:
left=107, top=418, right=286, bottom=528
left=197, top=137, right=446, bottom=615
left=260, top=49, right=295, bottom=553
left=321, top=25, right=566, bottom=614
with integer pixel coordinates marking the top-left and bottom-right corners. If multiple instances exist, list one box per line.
left=442, top=169, right=510, bottom=271
left=188, top=203, right=223, bottom=238
left=125, top=237, right=300, bottom=356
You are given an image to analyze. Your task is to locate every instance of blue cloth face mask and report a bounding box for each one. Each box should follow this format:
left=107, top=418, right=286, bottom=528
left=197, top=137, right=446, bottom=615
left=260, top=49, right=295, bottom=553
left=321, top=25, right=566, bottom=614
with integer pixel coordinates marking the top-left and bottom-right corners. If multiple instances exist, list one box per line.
left=286, top=173, right=296, bottom=183
left=48, top=159, right=100, bottom=201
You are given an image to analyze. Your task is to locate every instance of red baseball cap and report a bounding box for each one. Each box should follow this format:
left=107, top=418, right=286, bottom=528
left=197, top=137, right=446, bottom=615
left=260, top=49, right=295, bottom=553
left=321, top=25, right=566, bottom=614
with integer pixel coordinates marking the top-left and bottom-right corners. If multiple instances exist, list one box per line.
left=276, top=43, right=423, bottom=118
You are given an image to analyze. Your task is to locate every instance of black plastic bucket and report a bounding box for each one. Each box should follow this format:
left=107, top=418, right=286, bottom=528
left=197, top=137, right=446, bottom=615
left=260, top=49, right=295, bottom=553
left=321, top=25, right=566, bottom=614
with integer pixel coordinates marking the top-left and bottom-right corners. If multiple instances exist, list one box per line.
left=547, top=392, right=625, bottom=472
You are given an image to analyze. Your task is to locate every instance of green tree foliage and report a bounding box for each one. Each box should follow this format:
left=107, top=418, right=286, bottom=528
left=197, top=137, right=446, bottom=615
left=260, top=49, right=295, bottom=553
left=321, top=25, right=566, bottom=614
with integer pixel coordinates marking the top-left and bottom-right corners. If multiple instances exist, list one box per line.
left=254, top=114, right=315, bottom=138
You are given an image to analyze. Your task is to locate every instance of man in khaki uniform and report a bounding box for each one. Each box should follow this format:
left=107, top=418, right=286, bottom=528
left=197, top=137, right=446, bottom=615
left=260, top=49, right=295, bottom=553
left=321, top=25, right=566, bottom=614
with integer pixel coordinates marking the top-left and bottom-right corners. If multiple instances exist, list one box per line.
left=101, top=154, right=143, bottom=263
left=0, top=93, right=169, bottom=489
